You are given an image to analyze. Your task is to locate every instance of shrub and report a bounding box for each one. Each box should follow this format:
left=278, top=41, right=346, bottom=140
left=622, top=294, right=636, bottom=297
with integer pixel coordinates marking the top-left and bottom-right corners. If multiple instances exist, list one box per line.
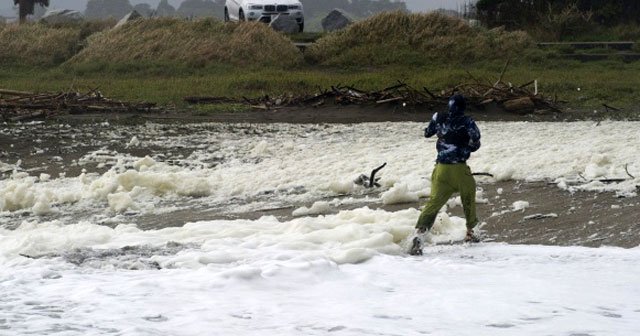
left=305, top=11, right=534, bottom=66
left=0, top=20, right=115, bottom=67
left=68, top=18, right=303, bottom=68
left=0, top=23, right=81, bottom=67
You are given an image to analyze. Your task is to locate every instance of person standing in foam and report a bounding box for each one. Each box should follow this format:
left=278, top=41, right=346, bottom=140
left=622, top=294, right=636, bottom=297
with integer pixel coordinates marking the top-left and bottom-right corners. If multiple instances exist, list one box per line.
left=409, top=94, right=482, bottom=255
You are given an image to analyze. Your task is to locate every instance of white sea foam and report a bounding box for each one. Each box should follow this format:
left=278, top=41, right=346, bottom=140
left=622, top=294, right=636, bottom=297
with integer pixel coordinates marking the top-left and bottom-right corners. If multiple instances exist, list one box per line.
left=513, top=200, right=530, bottom=211
left=292, top=201, right=332, bottom=217
left=1, top=220, right=638, bottom=335
left=1, top=121, right=639, bottom=218
left=1, top=121, right=640, bottom=335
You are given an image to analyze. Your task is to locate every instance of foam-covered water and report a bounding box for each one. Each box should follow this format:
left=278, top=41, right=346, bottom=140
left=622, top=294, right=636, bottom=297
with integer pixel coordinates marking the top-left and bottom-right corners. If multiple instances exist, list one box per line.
left=1, top=121, right=639, bottom=335
left=2, top=121, right=638, bottom=222
left=2, top=218, right=639, bottom=336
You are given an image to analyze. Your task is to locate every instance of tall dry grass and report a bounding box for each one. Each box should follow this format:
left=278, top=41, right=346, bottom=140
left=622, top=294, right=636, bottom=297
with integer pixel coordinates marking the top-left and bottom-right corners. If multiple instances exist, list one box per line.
left=0, top=23, right=82, bottom=66
left=306, top=11, right=533, bottom=66
left=69, top=18, right=303, bottom=68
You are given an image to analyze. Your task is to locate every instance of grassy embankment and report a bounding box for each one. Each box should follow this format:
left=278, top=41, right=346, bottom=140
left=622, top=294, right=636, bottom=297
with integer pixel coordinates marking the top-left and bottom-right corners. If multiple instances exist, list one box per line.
left=1, top=12, right=639, bottom=116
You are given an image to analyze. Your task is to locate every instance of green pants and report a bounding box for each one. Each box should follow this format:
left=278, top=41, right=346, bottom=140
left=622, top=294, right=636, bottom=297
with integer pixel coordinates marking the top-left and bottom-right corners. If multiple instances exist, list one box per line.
left=416, top=163, right=478, bottom=232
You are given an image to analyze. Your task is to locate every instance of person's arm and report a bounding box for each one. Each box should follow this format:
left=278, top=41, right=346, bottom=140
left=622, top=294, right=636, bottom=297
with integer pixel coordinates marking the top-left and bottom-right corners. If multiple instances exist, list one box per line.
left=466, top=119, right=481, bottom=152
left=424, top=113, right=438, bottom=138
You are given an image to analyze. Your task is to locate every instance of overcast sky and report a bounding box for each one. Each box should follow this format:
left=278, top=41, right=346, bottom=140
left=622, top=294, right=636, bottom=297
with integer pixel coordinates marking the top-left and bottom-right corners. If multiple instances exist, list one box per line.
left=1, top=1, right=465, bottom=13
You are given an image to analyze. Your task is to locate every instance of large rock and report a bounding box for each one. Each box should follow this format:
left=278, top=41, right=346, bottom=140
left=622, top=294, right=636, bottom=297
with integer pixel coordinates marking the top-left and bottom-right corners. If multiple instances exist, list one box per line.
left=40, top=9, right=84, bottom=24
left=321, top=9, right=352, bottom=32
left=115, top=10, right=142, bottom=29
left=269, top=14, right=299, bottom=34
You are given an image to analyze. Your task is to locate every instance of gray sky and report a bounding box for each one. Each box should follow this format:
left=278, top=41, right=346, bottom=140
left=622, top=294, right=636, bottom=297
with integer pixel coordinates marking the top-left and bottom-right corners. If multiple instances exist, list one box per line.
left=1, top=1, right=465, bottom=16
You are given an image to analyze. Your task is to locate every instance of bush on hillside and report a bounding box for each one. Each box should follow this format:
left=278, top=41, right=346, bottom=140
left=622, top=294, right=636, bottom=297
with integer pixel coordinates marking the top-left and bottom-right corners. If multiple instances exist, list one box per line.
left=305, top=11, right=533, bottom=66
left=0, top=20, right=115, bottom=67
left=68, top=18, right=302, bottom=68
left=0, top=23, right=82, bottom=67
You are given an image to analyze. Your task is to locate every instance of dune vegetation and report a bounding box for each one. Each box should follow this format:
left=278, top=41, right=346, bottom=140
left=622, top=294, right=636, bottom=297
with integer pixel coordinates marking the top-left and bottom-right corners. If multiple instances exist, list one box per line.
left=68, top=18, right=303, bottom=68
left=0, top=23, right=83, bottom=66
left=0, top=11, right=638, bottom=113
left=0, top=20, right=114, bottom=67
left=306, top=11, right=533, bottom=66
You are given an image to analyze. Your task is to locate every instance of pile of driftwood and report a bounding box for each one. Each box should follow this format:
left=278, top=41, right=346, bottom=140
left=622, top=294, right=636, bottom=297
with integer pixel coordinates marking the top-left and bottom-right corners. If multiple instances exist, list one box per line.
left=452, top=60, right=561, bottom=114
left=0, top=89, right=159, bottom=122
left=185, top=79, right=561, bottom=114
left=185, top=61, right=562, bottom=114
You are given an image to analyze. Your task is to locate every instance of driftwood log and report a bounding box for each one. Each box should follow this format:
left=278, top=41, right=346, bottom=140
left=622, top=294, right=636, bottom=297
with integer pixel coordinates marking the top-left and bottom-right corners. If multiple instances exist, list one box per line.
left=354, top=163, right=387, bottom=188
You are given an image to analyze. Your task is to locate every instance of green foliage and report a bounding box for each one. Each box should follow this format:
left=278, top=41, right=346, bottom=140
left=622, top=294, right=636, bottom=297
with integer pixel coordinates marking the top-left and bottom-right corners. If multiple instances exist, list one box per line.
left=476, top=0, right=640, bottom=41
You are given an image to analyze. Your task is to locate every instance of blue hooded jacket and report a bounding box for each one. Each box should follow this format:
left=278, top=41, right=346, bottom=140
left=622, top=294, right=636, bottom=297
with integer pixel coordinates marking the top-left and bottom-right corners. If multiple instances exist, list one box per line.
left=424, top=95, right=481, bottom=164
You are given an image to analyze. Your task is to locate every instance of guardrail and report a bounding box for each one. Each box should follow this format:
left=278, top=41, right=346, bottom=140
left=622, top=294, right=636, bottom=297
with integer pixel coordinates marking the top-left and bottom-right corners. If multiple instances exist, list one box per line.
left=537, top=41, right=635, bottom=50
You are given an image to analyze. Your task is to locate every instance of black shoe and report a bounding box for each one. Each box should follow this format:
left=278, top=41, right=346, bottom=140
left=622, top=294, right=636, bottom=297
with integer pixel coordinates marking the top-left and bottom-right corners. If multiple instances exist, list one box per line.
left=409, top=236, right=423, bottom=256
left=464, top=231, right=481, bottom=243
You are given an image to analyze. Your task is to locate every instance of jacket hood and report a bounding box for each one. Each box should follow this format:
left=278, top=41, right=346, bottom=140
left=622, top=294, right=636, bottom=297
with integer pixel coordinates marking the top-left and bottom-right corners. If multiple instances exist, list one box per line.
left=447, top=94, right=466, bottom=117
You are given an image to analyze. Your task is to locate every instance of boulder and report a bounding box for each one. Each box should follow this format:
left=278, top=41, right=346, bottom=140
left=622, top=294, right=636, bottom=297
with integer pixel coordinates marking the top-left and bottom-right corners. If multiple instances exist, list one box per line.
left=321, top=9, right=352, bottom=32
left=40, top=9, right=83, bottom=24
left=115, top=10, right=142, bottom=29
left=269, top=14, right=299, bottom=34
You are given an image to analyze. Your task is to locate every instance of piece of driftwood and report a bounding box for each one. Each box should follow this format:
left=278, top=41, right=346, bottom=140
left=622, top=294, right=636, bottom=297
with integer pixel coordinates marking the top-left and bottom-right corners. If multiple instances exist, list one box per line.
left=625, top=164, right=635, bottom=179
left=577, top=169, right=633, bottom=184
left=354, top=163, right=387, bottom=188
left=472, top=172, right=495, bottom=178
left=184, top=96, right=237, bottom=104
left=1, top=88, right=159, bottom=122
left=503, top=97, right=535, bottom=113
left=524, top=213, right=558, bottom=220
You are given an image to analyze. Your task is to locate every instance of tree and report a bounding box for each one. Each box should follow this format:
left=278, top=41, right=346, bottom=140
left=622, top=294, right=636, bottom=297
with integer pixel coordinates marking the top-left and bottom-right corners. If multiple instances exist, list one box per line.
left=476, top=0, right=640, bottom=29
left=14, top=0, right=49, bottom=23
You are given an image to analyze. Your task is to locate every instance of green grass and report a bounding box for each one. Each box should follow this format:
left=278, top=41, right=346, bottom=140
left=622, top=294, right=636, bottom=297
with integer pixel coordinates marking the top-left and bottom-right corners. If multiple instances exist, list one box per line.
left=2, top=59, right=639, bottom=116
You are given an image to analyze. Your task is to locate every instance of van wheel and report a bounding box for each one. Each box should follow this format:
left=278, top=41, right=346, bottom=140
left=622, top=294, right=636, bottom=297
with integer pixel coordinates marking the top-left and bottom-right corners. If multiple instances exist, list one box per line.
left=224, top=7, right=230, bottom=22
left=239, top=9, right=245, bottom=21
left=298, top=22, right=304, bottom=33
